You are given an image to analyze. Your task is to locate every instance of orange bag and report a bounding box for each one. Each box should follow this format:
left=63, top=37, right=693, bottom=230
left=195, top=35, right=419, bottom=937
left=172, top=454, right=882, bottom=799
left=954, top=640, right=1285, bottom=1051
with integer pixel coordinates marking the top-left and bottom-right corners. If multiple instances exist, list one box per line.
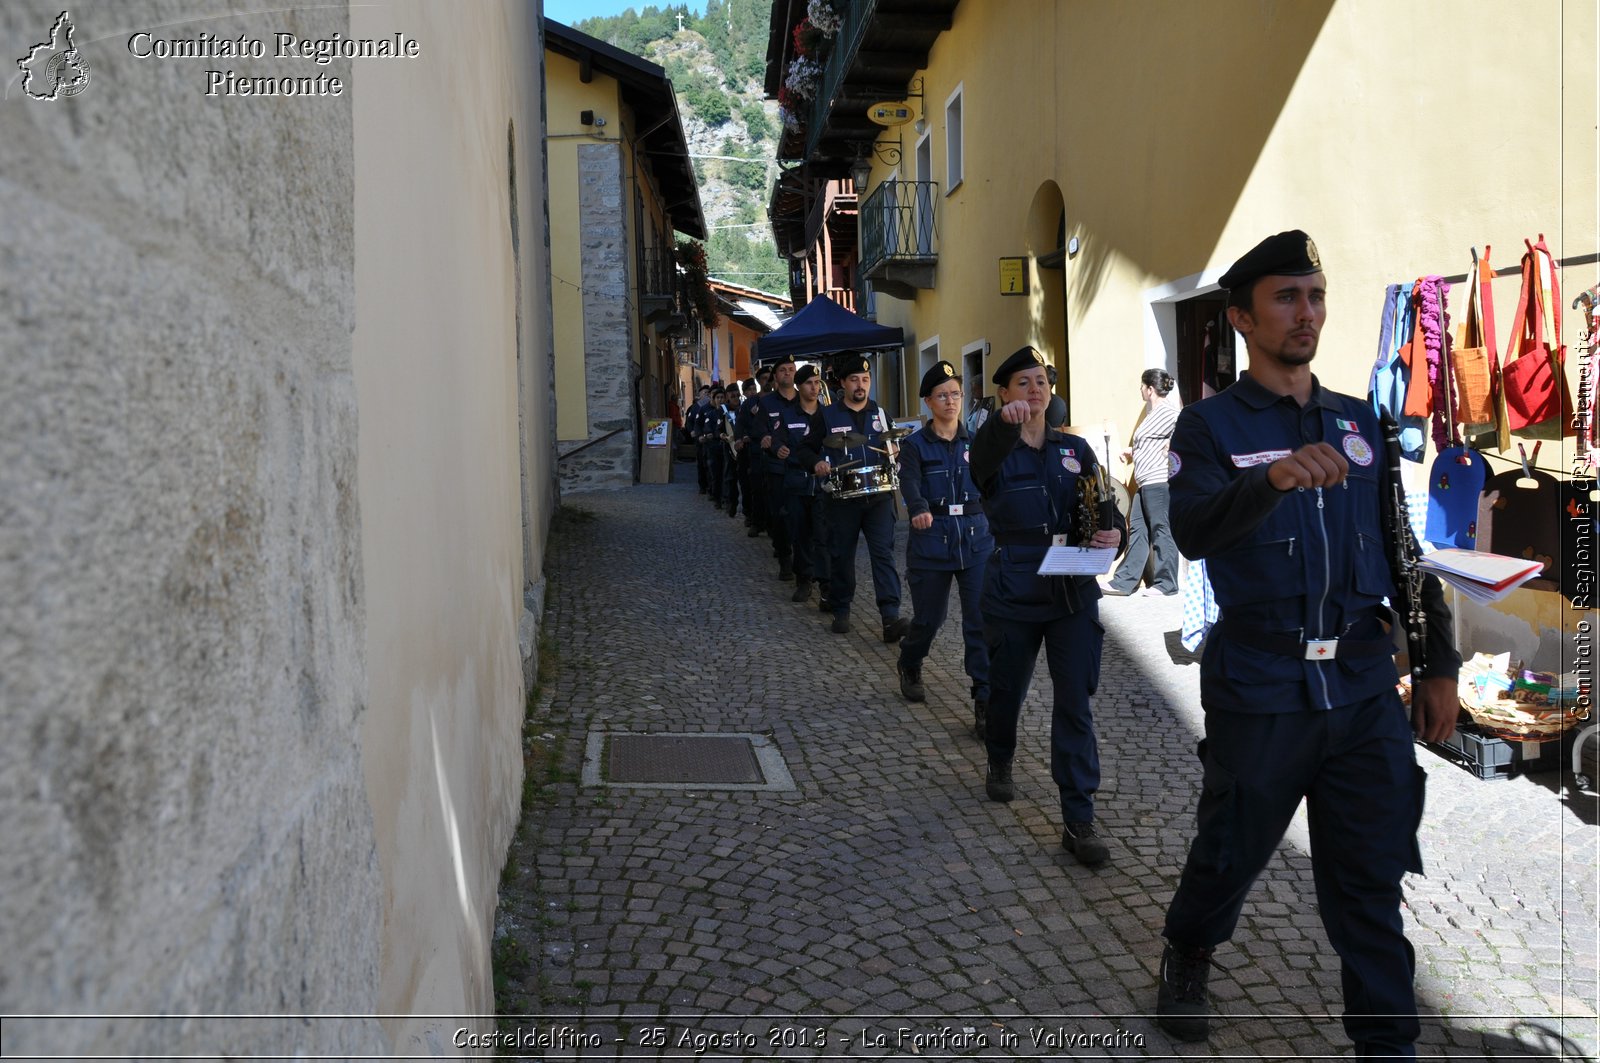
left=1399, top=286, right=1432, bottom=418
left=1501, top=235, right=1573, bottom=434
left=1450, top=247, right=1497, bottom=427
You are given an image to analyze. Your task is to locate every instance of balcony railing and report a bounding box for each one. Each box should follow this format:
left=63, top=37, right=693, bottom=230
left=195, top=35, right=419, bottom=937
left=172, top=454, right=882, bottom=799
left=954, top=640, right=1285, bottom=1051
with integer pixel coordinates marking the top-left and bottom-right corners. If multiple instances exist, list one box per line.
left=859, top=179, right=938, bottom=288
left=639, top=244, right=676, bottom=301
left=804, top=0, right=876, bottom=162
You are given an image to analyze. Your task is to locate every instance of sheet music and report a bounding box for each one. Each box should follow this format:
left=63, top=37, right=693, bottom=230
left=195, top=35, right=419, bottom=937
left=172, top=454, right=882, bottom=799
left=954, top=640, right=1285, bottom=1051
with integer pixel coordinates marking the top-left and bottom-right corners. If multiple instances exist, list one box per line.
left=1036, top=545, right=1117, bottom=576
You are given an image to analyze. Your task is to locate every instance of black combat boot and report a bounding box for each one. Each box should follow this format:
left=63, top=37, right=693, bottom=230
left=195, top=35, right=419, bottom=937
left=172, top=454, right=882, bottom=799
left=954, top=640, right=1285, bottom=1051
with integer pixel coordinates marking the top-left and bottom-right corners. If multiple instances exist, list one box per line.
left=985, top=760, right=1014, bottom=802
left=1155, top=941, right=1216, bottom=1041
left=897, top=664, right=925, bottom=701
left=881, top=616, right=910, bottom=643
left=791, top=579, right=812, bottom=603
left=1061, top=820, right=1110, bottom=867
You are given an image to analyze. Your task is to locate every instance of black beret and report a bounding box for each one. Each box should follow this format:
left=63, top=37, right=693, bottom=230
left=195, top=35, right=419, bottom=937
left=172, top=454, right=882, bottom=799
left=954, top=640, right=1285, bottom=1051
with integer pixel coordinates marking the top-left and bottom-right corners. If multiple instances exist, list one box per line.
left=834, top=353, right=871, bottom=379
left=764, top=353, right=796, bottom=369
left=919, top=360, right=959, bottom=397
left=794, top=364, right=819, bottom=386
left=992, top=345, right=1048, bottom=387
left=1218, top=229, right=1322, bottom=291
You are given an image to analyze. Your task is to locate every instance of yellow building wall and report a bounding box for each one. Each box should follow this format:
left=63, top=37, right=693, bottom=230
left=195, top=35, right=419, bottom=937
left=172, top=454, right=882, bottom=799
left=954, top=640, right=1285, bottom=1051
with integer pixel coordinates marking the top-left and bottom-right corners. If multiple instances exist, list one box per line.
left=868, top=0, right=1595, bottom=428
left=864, top=0, right=1595, bottom=653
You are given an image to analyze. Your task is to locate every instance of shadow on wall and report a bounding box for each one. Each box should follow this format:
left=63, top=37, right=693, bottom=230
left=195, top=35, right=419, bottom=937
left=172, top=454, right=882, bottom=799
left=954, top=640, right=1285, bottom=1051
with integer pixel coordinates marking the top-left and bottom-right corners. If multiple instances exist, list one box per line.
left=1058, top=1, right=1336, bottom=292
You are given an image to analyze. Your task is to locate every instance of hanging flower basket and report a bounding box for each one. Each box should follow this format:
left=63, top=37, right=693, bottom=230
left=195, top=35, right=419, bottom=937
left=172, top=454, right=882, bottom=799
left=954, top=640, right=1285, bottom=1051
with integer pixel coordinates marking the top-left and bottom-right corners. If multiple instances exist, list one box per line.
left=807, top=0, right=842, bottom=37
left=784, top=55, right=822, bottom=100
left=677, top=238, right=719, bottom=328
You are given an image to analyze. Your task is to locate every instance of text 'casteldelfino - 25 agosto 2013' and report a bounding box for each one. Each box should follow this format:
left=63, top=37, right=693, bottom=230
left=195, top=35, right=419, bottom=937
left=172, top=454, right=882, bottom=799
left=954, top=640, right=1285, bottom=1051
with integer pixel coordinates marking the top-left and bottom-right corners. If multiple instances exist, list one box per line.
left=127, top=30, right=421, bottom=97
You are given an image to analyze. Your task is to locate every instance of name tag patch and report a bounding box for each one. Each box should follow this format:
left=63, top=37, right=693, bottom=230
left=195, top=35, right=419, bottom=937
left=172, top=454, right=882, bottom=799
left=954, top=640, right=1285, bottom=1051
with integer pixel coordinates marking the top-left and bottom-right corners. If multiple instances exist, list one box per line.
left=1232, top=449, right=1292, bottom=468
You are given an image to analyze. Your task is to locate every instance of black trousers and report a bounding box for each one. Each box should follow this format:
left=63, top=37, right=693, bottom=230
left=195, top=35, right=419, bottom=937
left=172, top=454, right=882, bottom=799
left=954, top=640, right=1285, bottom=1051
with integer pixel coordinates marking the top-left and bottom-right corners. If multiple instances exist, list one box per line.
left=1163, top=690, right=1426, bottom=1058
left=784, top=488, right=830, bottom=588
left=764, top=470, right=790, bottom=560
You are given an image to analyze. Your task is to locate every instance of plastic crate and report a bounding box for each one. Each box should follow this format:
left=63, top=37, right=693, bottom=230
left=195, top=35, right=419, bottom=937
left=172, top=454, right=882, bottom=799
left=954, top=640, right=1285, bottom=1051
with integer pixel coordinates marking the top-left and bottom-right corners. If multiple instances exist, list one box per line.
left=1427, top=727, right=1514, bottom=780
left=1425, top=725, right=1576, bottom=780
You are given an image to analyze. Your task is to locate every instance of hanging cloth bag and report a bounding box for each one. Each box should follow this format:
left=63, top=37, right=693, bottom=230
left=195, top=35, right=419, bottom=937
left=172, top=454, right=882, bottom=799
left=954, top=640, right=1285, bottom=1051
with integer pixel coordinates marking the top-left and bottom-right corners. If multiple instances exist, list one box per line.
left=1425, top=272, right=1488, bottom=549
left=1451, top=248, right=1498, bottom=428
left=1398, top=284, right=1433, bottom=419
left=1502, top=235, right=1573, bottom=433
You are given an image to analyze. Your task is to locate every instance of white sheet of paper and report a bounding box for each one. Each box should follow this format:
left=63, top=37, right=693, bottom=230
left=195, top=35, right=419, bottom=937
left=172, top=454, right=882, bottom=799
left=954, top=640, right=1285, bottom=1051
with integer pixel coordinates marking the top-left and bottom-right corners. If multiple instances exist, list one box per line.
left=1036, top=545, right=1117, bottom=576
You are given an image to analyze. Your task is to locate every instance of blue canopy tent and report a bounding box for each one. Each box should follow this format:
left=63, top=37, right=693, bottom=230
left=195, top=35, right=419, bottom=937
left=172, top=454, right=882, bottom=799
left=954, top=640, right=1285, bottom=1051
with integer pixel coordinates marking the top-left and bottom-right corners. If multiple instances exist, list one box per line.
left=751, top=293, right=904, bottom=362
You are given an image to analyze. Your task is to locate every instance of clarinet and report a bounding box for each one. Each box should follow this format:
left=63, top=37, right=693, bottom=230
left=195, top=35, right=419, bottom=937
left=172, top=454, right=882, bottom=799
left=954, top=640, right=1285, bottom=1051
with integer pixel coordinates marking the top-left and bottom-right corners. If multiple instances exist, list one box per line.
left=1075, top=458, right=1117, bottom=545
left=1379, top=413, right=1427, bottom=680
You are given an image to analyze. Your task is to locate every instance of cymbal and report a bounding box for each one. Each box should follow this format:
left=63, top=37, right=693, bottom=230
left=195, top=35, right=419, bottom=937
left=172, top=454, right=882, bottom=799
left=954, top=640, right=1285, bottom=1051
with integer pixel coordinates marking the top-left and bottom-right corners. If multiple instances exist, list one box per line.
left=823, top=431, right=871, bottom=448
left=881, top=426, right=915, bottom=440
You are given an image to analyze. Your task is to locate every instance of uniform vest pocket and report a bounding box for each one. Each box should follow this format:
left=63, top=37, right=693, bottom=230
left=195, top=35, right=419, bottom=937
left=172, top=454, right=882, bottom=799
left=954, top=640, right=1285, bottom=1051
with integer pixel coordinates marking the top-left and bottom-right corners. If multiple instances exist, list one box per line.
left=1208, top=537, right=1303, bottom=606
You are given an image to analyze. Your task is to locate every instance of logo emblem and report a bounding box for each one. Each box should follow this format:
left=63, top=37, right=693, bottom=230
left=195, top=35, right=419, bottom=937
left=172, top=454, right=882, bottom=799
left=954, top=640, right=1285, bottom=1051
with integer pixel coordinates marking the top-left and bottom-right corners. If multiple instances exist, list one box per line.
left=1168, top=452, right=1182, bottom=478
left=18, top=11, right=90, bottom=101
left=1342, top=433, right=1374, bottom=467
left=1063, top=456, right=1081, bottom=473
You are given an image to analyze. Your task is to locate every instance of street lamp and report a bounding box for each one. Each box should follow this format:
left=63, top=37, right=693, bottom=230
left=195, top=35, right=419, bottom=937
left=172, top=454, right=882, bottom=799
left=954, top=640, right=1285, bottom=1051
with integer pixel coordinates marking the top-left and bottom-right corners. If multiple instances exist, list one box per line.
left=851, top=156, right=872, bottom=194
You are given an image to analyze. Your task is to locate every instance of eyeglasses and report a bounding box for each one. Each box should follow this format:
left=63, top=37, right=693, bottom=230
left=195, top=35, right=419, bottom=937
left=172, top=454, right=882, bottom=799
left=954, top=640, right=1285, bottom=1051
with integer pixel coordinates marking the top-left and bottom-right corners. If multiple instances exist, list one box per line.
left=930, top=393, right=962, bottom=402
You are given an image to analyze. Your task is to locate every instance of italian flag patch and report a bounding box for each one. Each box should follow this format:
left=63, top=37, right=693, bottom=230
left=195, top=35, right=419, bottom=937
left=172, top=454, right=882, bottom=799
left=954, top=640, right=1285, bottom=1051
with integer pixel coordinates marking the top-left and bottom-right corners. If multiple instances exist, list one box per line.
left=1335, top=417, right=1359, bottom=432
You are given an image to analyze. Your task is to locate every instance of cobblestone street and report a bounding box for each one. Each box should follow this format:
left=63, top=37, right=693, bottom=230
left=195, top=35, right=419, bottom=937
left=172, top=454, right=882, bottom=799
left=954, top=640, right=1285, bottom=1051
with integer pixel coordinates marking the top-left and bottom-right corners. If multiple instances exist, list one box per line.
left=494, top=480, right=1599, bottom=1060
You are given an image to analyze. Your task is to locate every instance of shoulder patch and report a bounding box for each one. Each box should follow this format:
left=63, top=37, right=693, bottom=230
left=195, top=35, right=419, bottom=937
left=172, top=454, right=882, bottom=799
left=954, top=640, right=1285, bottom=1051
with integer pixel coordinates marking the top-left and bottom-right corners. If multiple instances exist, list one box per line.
left=1342, top=433, right=1374, bottom=466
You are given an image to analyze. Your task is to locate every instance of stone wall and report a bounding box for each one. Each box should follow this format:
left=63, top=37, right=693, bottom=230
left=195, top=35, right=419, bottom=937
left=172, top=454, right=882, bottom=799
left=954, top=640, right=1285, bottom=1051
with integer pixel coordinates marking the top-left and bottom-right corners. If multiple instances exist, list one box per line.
left=560, top=141, right=637, bottom=490
left=0, top=0, right=556, bottom=1055
left=0, top=1, right=382, bottom=1057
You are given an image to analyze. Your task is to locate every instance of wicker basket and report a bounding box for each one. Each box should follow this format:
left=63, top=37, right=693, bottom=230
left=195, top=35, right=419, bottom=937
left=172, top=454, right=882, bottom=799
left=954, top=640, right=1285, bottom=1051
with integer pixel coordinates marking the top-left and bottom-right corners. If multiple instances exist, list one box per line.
left=1460, top=698, right=1586, bottom=741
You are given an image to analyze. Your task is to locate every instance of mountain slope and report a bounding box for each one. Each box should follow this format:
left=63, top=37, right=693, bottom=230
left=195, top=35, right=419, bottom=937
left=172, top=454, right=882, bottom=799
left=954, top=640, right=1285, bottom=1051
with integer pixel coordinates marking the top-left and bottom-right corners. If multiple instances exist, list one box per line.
left=574, top=2, right=788, bottom=295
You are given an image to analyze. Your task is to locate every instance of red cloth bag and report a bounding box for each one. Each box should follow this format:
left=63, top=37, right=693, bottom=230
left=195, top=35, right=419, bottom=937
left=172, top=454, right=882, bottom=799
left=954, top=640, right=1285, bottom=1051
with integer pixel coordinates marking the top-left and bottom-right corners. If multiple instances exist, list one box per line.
left=1501, top=236, right=1573, bottom=434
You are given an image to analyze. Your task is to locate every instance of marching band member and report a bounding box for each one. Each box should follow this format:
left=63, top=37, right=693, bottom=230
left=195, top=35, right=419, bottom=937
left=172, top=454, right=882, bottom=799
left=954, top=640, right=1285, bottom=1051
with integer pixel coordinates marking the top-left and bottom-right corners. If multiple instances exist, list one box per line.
left=797, top=353, right=908, bottom=641
left=970, top=345, right=1125, bottom=866
left=756, top=355, right=799, bottom=580
left=895, top=361, right=993, bottom=738
left=775, top=364, right=831, bottom=605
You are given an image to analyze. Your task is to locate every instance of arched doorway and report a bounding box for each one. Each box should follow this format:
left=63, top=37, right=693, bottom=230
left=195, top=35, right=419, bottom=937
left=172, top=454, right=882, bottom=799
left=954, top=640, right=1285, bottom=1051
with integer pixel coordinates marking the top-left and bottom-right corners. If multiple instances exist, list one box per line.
left=1025, top=183, right=1071, bottom=421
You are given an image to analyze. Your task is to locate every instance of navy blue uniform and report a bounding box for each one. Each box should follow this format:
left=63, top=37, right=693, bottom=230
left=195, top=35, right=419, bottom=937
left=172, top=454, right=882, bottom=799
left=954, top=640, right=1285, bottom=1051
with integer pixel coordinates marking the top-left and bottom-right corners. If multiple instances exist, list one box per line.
left=687, top=399, right=712, bottom=493
left=1161, top=373, right=1458, bottom=1058
left=799, top=400, right=902, bottom=623
left=775, top=400, right=831, bottom=591
left=756, top=389, right=798, bottom=565
left=720, top=401, right=742, bottom=515
left=970, top=417, right=1125, bottom=823
left=897, top=422, right=992, bottom=699
left=736, top=393, right=767, bottom=531
left=703, top=402, right=727, bottom=506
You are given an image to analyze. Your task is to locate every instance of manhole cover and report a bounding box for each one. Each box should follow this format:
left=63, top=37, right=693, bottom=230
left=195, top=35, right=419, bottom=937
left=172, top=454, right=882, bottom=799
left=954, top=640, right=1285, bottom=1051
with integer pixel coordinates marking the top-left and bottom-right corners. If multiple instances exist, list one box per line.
left=584, top=731, right=797, bottom=791
left=610, top=734, right=762, bottom=784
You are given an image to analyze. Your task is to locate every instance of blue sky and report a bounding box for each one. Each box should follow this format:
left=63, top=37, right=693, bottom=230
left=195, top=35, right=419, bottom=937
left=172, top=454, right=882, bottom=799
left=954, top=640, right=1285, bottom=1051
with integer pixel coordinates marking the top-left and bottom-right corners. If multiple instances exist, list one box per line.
left=544, top=1, right=705, bottom=27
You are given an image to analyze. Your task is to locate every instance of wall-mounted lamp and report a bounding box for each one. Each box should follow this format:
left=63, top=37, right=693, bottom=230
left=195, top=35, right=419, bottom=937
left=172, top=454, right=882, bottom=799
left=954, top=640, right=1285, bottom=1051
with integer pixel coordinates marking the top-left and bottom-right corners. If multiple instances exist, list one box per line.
left=850, top=157, right=872, bottom=194
left=850, top=139, right=902, bottom=193
left=913, top=117, right=927, bottom=136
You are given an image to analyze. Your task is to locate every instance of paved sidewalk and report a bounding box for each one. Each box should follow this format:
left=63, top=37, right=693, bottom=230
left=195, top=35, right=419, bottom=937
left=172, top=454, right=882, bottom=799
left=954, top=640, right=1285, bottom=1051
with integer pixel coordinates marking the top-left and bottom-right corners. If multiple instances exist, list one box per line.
left=494, top=480, right=1599, bottom=1060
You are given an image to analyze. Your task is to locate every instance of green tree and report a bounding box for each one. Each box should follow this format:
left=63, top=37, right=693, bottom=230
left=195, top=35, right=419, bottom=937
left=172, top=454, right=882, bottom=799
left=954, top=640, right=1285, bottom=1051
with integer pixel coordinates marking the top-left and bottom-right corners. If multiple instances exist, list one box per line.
left=741, top=101, right=770, bottom=142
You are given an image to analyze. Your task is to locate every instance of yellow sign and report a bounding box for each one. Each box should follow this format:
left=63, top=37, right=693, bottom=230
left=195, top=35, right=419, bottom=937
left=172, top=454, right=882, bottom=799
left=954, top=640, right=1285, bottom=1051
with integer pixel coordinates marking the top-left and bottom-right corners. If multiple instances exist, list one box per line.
left=867, top=102, right=914, bottom=127
left=998, top=256, right=1029, bottom=296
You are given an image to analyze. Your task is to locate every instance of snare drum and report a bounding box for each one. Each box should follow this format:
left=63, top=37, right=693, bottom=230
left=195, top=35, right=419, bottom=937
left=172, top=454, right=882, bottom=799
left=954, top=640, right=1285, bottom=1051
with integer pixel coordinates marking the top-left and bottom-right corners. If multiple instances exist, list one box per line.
left=828, top=464, right=899, bottom=500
